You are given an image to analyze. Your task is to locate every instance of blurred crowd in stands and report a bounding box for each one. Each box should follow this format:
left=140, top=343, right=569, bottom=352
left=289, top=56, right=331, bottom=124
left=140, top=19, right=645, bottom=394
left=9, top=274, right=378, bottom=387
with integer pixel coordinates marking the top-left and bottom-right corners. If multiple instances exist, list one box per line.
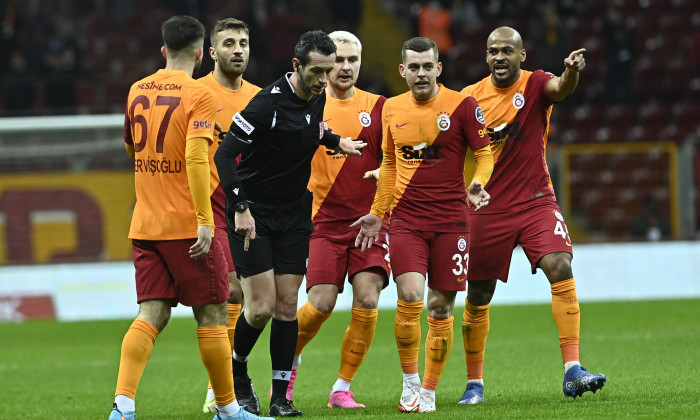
left=1, top=0, right=699, bottom=133
left=1, top=0, right=698, bottom=242
left=0, top=0, right=363, bottom=116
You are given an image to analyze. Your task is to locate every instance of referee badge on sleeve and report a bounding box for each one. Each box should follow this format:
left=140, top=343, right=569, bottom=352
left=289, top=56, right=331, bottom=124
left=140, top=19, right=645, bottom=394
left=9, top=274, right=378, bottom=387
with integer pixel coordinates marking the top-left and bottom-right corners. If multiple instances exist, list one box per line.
left=233, top=112, right=255, bottom=135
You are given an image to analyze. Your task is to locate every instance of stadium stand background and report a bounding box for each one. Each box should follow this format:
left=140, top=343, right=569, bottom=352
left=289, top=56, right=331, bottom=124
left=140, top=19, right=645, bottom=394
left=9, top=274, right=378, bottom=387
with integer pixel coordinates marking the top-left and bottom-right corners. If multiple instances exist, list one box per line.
left=0, top=0, right=698, bottom=266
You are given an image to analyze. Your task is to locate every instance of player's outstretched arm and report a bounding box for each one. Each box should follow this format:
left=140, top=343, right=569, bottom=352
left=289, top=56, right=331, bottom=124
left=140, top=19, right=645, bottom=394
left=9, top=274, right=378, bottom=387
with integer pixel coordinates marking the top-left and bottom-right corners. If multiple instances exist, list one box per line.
left=320, top=122, right=367, bottom=156
left=350, top=214, right=382, bottom=251
left=468, top=180, right=491, bottom=212
left=338, top=137, right=367, bottom=156
left=545, top=48, right=586, bottom=103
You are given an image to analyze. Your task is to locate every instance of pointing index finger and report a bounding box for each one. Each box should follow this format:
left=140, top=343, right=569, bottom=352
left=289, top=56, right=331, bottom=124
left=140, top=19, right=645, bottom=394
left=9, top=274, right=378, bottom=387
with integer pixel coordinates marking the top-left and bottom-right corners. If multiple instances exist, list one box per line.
left=570, top=48, right=586, bottom=59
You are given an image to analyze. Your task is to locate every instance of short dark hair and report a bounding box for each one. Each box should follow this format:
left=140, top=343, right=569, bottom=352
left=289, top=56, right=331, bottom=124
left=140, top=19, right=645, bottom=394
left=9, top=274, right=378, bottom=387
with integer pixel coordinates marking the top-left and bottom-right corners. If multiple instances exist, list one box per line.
left=293, top=30, right=336, bottom=66
left=210, top=18, right=249, bottom=47
left=402, top=37, right=439, bottom=63
left=162, top=15, right=206, bottom=51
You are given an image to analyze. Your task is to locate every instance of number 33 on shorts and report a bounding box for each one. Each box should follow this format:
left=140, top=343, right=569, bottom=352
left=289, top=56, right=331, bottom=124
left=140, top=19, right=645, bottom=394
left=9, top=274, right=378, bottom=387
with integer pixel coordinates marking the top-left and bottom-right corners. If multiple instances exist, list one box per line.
left=452, top=235, right=469, bottom=276
left=553, top=210, right=572, bottom=246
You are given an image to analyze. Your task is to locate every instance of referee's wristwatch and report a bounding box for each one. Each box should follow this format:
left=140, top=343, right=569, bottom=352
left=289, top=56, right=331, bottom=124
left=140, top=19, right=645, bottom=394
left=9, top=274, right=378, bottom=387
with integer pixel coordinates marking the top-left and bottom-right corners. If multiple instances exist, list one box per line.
left=233, top=201, right=249, bottom=213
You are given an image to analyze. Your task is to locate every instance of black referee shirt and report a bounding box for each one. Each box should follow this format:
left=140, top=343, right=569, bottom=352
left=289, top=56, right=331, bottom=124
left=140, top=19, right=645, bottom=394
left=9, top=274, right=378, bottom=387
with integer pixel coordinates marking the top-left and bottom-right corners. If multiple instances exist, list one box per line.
left=215, top=73, right=340, bottom=205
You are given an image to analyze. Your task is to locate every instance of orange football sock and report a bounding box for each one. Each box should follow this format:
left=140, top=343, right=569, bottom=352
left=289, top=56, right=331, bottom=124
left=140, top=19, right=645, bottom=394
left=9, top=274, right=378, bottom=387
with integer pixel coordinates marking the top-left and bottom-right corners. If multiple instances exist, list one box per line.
left=114, top=318, right=160, bottom=399
left=295, top=301, right=331, bottom=355
left=462, top=298, right=490, bottom=380
left=208, top=303, right=242, bottom=391
left=551, top=278, right=580, bottom=364
left=395, top=300, right=423, bottom=375
left=422, top=316, right=454, bottom=391
left=198, top=326, right=235, bottom=406
left=338, top=307, right=378, bottom=382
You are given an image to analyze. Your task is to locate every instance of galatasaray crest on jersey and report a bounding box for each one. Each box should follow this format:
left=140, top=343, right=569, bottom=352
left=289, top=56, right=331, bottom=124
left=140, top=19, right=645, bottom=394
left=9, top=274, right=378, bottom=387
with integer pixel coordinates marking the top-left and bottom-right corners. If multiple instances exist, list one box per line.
left=359, top=111, right=371, bottom=127
left=512, top=92, right=525, bottom=109
left=437, top=113, right=451, bottom=131
left=457, top=236, right=467, bottom=252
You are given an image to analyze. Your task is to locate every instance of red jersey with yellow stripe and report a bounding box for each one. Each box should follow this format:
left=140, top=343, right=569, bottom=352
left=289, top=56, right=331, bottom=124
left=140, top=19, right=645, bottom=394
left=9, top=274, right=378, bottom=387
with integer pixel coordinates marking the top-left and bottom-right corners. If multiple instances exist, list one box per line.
left=371, top=85, right=489, bottom=232
left=198, top=73, right=261, bottom=229
left=308, top=88, right=385, bottom=225
left=461, top=69, right=556, bottom=213
left=125, top=69, right=216, bottom=240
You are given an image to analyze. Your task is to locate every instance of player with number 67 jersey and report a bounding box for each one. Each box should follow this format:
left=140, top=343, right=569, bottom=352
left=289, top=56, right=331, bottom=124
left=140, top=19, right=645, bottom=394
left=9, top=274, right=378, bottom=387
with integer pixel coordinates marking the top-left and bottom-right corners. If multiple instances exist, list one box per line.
left=112, top=15, right=240, bottom=420
left=125, top=70, right=217, bottom=240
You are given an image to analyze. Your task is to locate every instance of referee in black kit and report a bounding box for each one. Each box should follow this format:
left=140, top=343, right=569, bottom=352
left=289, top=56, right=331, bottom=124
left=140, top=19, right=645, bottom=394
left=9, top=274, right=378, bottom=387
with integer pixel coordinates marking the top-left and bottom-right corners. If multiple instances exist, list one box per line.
left=214, top=30, right=366, bottom=418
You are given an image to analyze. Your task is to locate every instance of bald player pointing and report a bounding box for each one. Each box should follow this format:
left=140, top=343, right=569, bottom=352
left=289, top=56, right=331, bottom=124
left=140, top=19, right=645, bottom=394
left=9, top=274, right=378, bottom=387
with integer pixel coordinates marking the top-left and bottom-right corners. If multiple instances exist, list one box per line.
left=457, top=26, right=606, bottom=406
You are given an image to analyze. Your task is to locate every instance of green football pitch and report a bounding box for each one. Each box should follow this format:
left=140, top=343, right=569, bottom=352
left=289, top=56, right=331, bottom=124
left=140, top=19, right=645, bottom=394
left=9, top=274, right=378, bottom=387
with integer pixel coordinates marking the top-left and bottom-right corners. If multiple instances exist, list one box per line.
left=1, top=299, right=699, bottom=419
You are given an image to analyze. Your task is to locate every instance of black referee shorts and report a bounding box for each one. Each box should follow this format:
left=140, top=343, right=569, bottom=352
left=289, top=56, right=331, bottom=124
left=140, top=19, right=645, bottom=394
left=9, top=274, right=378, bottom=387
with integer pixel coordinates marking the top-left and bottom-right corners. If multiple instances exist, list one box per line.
left=228, top=190, right=314, bottom=278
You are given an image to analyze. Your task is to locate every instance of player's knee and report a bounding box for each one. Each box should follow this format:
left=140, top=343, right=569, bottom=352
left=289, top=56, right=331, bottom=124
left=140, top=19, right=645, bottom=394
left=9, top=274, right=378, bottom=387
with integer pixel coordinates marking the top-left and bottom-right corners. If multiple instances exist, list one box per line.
left=228, top=288, right=244, bottom=304
left=193, top=302, right=228, bottom=326
left=467, top=280, right=496, bottom=306
left=274, top=294, right=300, bottom=319
left=227, top=274, right=243, bottom=303
left=543, top=253, right=573, bottom=282
left=247, top=309, right=272, bottom=326
left=227, top=294, right=243, bottom=304
left=138, top=301, right=172, bottom=330
left=149, top=313, right=171, bottom=331
left=353, top=292, right=379, bottom=309
left=397, top=283, right=423, bottom=302
left=311, top=297, right=336, bottom=314
left=246, top=302, right=274, bottom=325
left=427, top=304, right=453, bottom=320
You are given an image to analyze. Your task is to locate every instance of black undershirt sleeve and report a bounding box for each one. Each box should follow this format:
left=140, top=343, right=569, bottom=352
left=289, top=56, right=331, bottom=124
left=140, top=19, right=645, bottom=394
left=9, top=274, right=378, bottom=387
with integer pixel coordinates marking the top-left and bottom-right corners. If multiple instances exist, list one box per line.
left=320, top=129, right=341, bottom=149
left=214, top=132, right=250, bottom=205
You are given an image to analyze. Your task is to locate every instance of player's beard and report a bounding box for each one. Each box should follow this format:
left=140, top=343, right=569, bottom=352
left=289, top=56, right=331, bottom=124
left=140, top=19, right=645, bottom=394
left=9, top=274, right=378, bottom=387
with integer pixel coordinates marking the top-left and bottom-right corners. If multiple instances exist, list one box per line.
left=330, top=73, right=355, bottom=92
left=219, top=56, right=248, bottom=77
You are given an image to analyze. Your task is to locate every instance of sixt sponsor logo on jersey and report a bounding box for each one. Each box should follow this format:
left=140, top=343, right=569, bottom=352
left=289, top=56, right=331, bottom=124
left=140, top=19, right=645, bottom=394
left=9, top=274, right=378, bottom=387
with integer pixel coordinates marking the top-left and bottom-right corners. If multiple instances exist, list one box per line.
left=401, top=143, right=442, bottom=160
left=487, top=120, right=521, bottom=145
left=134, top=157, right=183, bottom=175
left=325, top=148, right=362, bottom=159
left=136, top=81, right=182, bottom=91
left=325, top=137, right=362, bottom=159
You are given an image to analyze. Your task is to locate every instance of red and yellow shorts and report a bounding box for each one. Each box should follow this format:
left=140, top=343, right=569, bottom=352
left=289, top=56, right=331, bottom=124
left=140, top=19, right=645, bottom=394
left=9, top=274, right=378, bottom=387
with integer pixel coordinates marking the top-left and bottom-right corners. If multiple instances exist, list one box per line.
left=306, top=221, right=390, bottom=293
left=467, top=201, right=574, bottom=282
left=215, top=225, right=235, bottom=273
left=132, top=238, right=228, bottom=306
left=388, top=224, right=470, bottom=292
